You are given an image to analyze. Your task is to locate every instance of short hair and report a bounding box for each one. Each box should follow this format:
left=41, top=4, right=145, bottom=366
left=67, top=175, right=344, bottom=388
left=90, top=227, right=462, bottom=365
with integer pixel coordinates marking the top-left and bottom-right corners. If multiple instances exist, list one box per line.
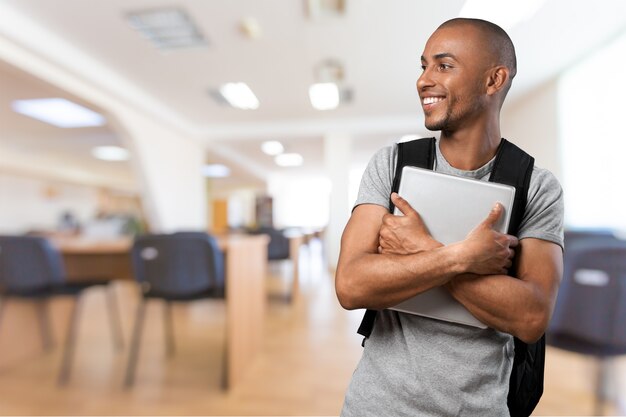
left=438, top=18, right=517, bottom=80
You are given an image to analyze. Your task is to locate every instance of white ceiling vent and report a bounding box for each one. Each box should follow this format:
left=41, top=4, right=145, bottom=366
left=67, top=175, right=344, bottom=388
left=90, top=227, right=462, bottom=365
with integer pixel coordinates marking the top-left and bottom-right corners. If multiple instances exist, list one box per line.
left=126, top=8, right=207, bottom=50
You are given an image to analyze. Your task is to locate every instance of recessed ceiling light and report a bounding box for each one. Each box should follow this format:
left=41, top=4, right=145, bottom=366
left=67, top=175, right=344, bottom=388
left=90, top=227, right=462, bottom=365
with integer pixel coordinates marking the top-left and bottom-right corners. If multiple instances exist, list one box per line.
left=309, top=83, right=339, bottom=110
left=275, top=153, right=303, bottom=167
left=240, top=17, right=262, bottom=39
left=126, top=8, right=208, bottom=50
left=202, top=164, right=231, bottom=178
left=11, top=98, right=106, bottom=128
left=261, top=141, right=284, bottom=156
left=218, top=82, right=260, bottom=110
left=91, top=146, right=130, bottom=161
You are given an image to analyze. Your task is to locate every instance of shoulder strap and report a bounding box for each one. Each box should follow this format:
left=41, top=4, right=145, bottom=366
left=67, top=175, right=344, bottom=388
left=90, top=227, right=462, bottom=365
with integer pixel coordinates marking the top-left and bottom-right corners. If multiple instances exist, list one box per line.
left=357, top=138, right=435, bottom=339
left=489, top=138, right=534, bottom=238
left=489, top=141, right=544, bottom=417
left=389, top=138, right=436, bottom=211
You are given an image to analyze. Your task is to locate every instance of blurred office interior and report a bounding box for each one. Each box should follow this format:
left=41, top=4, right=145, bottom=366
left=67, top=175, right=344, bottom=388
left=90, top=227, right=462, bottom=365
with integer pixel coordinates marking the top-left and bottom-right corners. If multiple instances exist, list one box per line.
left=0, top=0, right=625, bottom=415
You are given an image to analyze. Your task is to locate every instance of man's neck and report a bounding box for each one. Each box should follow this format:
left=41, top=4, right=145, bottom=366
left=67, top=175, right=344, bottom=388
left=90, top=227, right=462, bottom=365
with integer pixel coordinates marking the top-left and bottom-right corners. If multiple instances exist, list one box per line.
left=438, top=124, right=502, bottom=171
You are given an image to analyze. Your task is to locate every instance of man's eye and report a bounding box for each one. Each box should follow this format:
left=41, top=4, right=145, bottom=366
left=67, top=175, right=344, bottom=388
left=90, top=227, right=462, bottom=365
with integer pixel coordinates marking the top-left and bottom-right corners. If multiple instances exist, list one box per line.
left=439, top=63, right=451, bottom=70
left=420, top=65, right=426, bottom=71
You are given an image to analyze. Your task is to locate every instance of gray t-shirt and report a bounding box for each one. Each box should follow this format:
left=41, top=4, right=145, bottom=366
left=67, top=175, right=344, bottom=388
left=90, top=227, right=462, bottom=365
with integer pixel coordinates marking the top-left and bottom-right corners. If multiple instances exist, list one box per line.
left=341, top=139, right=564, bottom=417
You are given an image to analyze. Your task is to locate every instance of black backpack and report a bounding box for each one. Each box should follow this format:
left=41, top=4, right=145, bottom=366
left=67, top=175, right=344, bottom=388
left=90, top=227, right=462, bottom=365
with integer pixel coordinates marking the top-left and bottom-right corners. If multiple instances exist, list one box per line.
left=356, top=137, right=544, bottom=417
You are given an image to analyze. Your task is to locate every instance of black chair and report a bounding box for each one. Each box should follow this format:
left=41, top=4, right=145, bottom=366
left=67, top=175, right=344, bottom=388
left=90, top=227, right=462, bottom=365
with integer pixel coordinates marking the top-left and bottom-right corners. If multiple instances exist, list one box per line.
left=124, top=232, right=225, bottom=386
left=247, top=226, right=296, bottom=302
left=547, top=237, right=626, bottom=415
left=249, top=227, right=290, bottom=261
left=0, top=235, right=123, bottom=384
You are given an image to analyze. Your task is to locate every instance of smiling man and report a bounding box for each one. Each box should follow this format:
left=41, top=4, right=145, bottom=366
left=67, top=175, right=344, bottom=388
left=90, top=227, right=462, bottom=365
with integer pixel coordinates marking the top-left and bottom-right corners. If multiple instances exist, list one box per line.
left=335, top=18, right=564, bottom=416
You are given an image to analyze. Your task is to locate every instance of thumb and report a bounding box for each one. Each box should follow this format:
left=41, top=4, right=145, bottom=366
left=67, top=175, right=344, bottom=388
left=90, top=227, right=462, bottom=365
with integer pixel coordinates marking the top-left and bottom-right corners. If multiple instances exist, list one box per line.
left=480, top=203, right=503, bottom=229
left=391, top=192, right=419, bottom=217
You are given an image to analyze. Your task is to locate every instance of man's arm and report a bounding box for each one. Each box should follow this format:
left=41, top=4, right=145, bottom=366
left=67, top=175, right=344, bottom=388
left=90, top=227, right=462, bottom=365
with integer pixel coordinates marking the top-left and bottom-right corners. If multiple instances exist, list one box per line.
left=335, top=195, right=518, bottom=310
left=375, top=194, right=563, bottom=343
left=445, top=238, right=563, bottom=343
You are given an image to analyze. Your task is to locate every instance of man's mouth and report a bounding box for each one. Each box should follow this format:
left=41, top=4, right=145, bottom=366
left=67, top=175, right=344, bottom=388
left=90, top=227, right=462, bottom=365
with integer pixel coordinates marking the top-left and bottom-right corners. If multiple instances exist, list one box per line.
left=422, top=96, right=445, bottom=106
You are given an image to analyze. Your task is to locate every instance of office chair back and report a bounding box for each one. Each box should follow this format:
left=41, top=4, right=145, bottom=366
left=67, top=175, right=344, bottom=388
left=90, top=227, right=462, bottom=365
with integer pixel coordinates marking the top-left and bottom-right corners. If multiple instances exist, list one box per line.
left=249, top=227, right=289, bottom=260
left=549, top=239, right=626, bottom=352
left=131, top=233, right=224, bottom=297
left=0, top=235, right=124, bottom=384
left=0, top=235, right=65, bottom=293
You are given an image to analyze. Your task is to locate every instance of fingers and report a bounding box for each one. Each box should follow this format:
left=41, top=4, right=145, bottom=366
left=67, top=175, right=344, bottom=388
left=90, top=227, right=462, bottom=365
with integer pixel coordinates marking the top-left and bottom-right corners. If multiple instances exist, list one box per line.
left=479, top=202, right=504, bottom=229
left=391, top=192, right=419, bottom=217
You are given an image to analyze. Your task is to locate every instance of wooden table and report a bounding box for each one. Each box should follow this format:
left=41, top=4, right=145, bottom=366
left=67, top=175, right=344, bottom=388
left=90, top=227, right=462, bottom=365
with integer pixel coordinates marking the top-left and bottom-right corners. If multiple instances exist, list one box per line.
left=52, top=234, right=268, bottom=389
left=56, top=237, right=135, bottom=281
left=287, top=234, right=305, bottom=299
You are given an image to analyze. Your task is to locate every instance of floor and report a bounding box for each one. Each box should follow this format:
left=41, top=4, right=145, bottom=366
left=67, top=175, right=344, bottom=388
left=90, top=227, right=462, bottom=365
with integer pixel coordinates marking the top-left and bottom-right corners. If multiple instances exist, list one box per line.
left=0, top=238, right=624, bottom=416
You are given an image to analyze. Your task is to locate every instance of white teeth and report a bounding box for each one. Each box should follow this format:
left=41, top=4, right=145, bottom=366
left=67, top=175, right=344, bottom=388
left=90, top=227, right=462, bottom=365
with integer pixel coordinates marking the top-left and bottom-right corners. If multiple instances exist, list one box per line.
left=423, top=96, right=444, bottom=105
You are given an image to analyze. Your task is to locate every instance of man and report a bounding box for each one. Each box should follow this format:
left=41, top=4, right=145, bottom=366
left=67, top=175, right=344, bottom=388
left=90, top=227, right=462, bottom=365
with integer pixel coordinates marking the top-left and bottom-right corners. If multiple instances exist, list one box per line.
left=335, top=18, right=564, bottom=416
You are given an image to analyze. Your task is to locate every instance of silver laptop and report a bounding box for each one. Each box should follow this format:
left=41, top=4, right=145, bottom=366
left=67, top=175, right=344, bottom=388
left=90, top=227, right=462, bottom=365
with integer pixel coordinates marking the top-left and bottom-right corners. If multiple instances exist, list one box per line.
left=389, top=166, right=516, bottom=328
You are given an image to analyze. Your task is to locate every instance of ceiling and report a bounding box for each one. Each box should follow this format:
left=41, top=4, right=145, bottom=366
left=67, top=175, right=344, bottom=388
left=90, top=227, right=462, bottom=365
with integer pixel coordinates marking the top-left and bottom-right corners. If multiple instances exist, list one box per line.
left=1, top=0, right=625, bottom=189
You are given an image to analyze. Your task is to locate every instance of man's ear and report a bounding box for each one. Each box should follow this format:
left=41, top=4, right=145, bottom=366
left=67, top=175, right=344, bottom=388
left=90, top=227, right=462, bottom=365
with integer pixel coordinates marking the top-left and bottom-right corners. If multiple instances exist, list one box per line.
left=486, top=66, right=510, bottom=96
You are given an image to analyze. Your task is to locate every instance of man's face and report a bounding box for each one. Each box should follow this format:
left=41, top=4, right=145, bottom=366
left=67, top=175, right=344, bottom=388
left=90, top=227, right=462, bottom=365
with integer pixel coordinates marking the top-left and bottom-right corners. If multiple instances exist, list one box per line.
left=417, top=25, right=492, bottom=132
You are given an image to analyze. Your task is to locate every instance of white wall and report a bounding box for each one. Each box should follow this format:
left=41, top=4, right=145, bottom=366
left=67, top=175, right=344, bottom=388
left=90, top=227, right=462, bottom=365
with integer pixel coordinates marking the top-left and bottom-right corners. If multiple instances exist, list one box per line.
left=502, top=79, right=562, bottom=180
left=557, top=30, right=626, bottom=230
left=226, top=188, right=258, bottom=229
left=0, top=173, right=99, bottom=234
left=267, top=173, right=331, bottom=229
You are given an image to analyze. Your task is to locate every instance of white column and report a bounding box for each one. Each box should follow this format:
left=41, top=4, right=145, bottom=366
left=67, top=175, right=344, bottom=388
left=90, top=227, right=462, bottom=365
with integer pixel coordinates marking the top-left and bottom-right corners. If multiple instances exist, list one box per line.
left=0, top=21, right=208, bottom=234
left=324, top=133, right=352, bottom=270
left=113, top=113, right=207, bottom=233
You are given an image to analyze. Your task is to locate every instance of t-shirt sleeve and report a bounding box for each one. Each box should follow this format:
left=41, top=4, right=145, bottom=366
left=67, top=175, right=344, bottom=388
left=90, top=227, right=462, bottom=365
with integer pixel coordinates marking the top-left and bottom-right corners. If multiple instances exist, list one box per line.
left=517, top=166, right=564, bottom=249
left=353, top=145, right=396, bottom=210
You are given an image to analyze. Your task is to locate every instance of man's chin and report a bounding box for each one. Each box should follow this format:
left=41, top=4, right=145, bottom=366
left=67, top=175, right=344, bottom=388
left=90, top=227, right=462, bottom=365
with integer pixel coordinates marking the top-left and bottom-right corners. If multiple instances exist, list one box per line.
left=424, top=121, right=444, bottom=132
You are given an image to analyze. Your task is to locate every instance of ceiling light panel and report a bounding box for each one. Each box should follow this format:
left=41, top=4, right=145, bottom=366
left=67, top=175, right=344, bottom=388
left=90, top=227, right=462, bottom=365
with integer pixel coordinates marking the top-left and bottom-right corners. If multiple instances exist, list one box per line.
left=459, top=0, right=548, bottom=30
left=92, top=146, right=130, bottom=161
left=261, top=141, right=284, bottom=156
left=202, top=164, right=231, bottom=178
left=12, top=98, right=106, bottom=128
left=275, top=153, right=304, bottom=167
left=126, top=8, right=207, bottom=50
left=218, top=83, right=260, bottom=110
left=309, top=83, right=340, bottom=110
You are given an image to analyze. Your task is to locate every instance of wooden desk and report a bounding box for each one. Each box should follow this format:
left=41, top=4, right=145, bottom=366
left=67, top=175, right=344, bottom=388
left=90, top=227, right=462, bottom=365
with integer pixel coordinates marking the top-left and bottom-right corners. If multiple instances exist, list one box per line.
left=287, top=234, right=305, bottom=299
left=52, top=234, right=268, bottom=389
left=57, top=237, right=134, bottom=281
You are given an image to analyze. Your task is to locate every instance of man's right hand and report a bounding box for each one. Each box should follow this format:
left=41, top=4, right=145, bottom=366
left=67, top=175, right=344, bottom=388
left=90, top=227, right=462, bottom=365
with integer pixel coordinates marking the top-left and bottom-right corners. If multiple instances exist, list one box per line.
left=378, top=192, right=443, bottom=255
left=453, top=203, right=519, bottom=276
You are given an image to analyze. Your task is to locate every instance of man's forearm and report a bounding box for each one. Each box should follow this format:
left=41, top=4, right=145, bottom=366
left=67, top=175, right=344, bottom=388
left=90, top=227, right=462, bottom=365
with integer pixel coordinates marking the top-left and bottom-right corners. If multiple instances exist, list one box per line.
left=446, top=273, right=551, bottom=342
left=336, top=245, right=464, bottom=310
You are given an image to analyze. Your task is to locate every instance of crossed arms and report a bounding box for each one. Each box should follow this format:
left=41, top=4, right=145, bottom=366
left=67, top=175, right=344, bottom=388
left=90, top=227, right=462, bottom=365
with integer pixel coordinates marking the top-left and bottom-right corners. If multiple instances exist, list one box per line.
left=335, top=193, right=563, bottom=343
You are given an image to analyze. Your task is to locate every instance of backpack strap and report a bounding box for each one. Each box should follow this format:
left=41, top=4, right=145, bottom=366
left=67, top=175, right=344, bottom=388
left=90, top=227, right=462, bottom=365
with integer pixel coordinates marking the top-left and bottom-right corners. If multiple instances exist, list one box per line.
left=489, top=138, right=535, bottom=239
left=389, top=138, right=437, bottom=212
left=357, top=138, right=436, bottom=339
left=489, top=141, right=544, bottom=417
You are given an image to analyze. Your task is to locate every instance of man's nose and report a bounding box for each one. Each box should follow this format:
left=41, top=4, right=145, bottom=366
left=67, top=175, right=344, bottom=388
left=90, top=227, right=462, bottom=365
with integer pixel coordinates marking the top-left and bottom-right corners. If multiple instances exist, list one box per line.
left=416, top=69, right=434, bottom=91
